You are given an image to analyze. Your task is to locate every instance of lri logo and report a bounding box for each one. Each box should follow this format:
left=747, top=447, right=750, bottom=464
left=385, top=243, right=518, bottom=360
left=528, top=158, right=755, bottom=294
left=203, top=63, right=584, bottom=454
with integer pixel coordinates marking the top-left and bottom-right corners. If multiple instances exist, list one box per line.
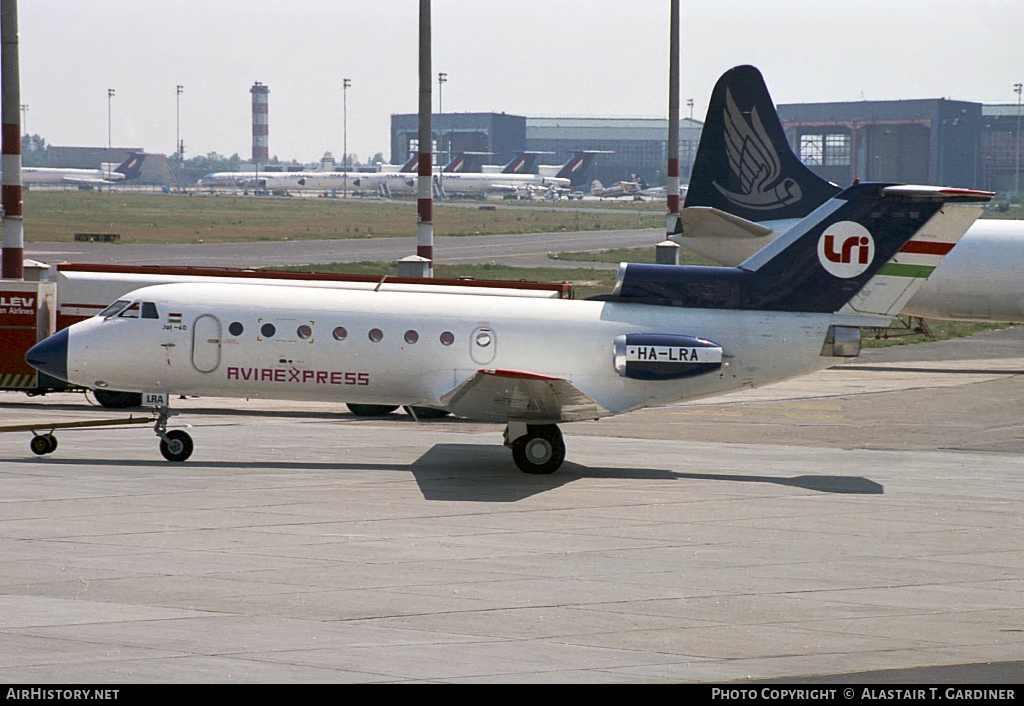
left=817, top=221, right=875, bottom=278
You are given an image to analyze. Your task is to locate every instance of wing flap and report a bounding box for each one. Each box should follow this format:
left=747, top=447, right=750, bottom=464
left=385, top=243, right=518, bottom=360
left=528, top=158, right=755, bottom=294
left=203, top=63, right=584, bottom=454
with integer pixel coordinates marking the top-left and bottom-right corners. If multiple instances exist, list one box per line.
left=440, top=369, right=607, bottom=423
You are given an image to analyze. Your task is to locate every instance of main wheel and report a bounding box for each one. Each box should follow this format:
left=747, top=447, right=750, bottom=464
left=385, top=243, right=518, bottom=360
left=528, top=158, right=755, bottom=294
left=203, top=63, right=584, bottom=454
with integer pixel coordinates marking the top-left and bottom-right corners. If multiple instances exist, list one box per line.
left=43, top=434, right=57, bottom=454
left=159, top=429, right=194, bottom=462
left=347, top=404, right=399, bottom=417
left=511, top=424, right=566, bottom=474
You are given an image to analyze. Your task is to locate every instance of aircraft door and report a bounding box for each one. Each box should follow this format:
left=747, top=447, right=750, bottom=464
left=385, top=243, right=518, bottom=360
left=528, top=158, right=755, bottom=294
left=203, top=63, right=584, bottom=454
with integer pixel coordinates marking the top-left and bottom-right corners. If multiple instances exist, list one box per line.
left=470, top=326, right=496, bottom=365
left=192, top=315, right=222, bottom=373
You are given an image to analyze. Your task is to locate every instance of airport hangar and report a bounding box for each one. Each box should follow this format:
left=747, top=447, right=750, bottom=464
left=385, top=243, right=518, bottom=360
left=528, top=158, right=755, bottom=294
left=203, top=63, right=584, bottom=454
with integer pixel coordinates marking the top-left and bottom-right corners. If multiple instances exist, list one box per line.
left=778, top=98, right=1024, bottom=193
left=389, top=112, right=704, bottom=188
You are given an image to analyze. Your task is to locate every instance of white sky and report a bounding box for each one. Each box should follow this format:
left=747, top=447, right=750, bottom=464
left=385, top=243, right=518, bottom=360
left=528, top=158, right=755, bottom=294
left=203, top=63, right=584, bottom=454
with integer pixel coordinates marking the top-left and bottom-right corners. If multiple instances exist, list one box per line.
left=18, top=0, right=1023, bottom=164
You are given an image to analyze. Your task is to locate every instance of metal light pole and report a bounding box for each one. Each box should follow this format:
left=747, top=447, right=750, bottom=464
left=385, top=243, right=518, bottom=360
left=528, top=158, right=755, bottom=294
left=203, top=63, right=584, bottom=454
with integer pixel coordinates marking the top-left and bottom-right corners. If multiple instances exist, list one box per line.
left=342, top=77, right=350, bottom=198
left=175, top=84, right=183, bottom=189
left=1, top=0, right=24, bottom=279
left=107, top=88, right=115, bottom=190
left=19, top=102, right=25, bottom=136
left=1015, top=82, right=1022, bottom=200
left=438, top=72, right=446, bottom=190
left=666, top=0, right=682, bottom=239
left=416, top=0, right=433, bottom=275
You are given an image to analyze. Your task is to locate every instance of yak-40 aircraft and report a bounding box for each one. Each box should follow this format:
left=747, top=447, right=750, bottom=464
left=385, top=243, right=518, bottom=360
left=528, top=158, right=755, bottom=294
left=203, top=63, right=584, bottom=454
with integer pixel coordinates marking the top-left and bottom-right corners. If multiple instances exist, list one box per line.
left=28, top=176, right=990, bottom=473
left=675, top=65, right=1024, bottom=323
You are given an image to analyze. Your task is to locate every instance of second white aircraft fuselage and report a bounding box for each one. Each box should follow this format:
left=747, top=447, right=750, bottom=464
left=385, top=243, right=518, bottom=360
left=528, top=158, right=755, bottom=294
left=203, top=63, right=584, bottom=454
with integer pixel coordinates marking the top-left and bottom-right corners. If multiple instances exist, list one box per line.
left=66, top=282, right=852, bottom=419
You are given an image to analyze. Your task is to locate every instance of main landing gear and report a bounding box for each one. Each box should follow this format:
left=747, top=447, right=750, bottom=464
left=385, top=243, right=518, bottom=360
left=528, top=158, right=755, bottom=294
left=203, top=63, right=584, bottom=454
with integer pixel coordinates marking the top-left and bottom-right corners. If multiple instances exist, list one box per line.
left=504, top=422, right=566, bottom=474
left=154, top=405, right=193, bottom=462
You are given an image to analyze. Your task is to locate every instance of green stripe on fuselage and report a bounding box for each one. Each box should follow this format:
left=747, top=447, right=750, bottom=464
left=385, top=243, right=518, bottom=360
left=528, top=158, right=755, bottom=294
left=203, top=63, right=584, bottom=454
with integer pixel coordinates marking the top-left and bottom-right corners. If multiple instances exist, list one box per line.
left=876, top=263, right=937, bottom=278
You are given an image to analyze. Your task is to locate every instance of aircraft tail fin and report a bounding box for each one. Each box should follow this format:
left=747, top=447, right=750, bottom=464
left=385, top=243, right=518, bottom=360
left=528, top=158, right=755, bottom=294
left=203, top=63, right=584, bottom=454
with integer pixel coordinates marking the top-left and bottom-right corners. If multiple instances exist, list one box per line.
left=501, top=151, right=552, bottom=174
left=114, top=153, right=146, bottom=179
left=398, top=154, right=419, bottom=173
left=554, top=150, right=612, bottom=184
left=685, top=65, right=840, bottom=222
left=443, top=152, right=492, bottom=173
left=598, top=182, right=991, bottom=315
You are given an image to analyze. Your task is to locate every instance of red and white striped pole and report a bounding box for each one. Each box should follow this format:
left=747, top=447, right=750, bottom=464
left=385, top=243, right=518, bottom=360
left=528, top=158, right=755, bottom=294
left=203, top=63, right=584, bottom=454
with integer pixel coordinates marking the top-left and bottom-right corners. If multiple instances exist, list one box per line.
left=416, top=0, right=434, bottom=276
left=1, top=0, right=24, bottom=280
left=666, top=0, right=682, bottom=239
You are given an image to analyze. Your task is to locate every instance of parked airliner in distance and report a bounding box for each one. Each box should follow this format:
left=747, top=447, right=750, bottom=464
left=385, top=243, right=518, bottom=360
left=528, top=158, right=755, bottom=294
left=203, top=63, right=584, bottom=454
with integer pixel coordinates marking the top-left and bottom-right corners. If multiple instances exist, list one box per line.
left=27, top=180, right=991, bottom=472
left=24, top=153, right=146, bottom=188
left=675, top=65, right=1024, bottom=323
left=199, top=155, right=420, bottom=193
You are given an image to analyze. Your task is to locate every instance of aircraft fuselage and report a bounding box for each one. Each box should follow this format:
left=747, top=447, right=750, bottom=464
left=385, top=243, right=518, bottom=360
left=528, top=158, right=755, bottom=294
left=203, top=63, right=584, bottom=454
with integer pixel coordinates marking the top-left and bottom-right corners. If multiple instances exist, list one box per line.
left=61, top=282, right=842, bottom=419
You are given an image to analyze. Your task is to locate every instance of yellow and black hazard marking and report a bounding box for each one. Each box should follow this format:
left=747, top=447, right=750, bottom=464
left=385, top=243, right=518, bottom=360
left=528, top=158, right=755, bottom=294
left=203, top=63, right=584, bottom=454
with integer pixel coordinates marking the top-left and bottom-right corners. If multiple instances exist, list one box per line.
left=0, top=373, right=37, bottom=388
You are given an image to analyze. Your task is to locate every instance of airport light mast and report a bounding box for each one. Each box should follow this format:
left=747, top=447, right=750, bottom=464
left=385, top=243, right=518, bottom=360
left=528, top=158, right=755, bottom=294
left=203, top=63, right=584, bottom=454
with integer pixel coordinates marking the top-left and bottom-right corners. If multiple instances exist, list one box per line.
left=107, top=88, right=115, bottom=191
left=1015, top=82, right=1022, bottom=200
left=666, top=0, right=682, bottom=240
left=416, top=0, right=433, bottom=276
left=438, top=71, right=446, bottom=192
left=176, top=84, right=183, bottom=188
left=1, top=0, right=24, bottom=279
left=343, top=77, right=351, bottom=199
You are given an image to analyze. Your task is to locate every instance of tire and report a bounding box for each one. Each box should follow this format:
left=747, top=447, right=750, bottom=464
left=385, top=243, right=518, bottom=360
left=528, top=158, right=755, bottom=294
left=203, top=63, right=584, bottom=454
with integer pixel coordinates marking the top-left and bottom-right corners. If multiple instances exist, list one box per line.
left=43, top=434, right=58, bottom=454
left=159, top=429, right=194, bottom=462
left=30, top=435, right=51, bottom=456
left=411, top=407, right=450, bottom=419
left=347, top=404, right=399, bottom=417
left=511, top=424, right=565, bottom=474
left=95, top=390, right=143, bottom=409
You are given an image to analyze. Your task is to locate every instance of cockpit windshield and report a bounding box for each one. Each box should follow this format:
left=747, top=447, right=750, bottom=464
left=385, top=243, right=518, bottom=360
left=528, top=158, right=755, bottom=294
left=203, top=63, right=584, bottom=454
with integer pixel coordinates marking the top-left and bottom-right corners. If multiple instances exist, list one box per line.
left=99, top=300, right=131, bottom=318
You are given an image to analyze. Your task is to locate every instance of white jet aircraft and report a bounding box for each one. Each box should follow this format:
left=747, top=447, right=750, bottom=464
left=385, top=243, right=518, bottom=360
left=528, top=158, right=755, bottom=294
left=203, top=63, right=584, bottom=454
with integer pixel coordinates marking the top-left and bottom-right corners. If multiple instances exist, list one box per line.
left=675, top=65, right=1024, bottom=323
left=27, top=181, right=990, bottom=472
left=23, top=153, right=146, bottom=188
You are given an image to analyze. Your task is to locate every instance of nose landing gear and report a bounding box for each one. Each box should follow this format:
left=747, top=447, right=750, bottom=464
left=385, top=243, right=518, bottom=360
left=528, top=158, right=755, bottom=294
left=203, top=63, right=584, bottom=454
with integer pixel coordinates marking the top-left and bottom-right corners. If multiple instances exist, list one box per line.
left=154, top=405, right=193, bottom=462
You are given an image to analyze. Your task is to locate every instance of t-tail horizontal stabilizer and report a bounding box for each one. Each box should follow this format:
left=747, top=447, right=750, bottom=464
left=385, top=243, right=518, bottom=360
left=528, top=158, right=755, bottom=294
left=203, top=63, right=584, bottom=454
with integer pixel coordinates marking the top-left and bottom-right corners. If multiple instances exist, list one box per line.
left=594, top=183, right=992, bottom=315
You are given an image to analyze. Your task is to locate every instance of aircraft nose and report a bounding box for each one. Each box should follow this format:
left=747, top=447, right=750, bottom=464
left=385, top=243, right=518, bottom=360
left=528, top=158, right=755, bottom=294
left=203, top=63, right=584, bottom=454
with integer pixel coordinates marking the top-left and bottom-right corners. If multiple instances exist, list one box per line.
left=26, top=328, right=69, bottom=382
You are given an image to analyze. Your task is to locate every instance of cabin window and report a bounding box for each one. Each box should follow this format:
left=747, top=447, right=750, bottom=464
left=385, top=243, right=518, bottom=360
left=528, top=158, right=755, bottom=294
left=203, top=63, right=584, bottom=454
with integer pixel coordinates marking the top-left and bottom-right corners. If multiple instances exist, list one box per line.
left=229, top=322, right=244, bottom=336
left=261, top=323, right=276, bottom=338
left=297, top=325, right=312, bottom=340
left=142, top=302, right=159, bottom=319
left=118, top=302, right=141, bottom=318
left=475, top=331, right=492, bottom=347
left=368, top=328, right=384, bottom=343
left=440, top=331, right=455, bottom=346
left=333, top=326, right=347, bottom=341
left=100, top=300, right=130, bottom=318
left=404, top=330, right=419, bottom=344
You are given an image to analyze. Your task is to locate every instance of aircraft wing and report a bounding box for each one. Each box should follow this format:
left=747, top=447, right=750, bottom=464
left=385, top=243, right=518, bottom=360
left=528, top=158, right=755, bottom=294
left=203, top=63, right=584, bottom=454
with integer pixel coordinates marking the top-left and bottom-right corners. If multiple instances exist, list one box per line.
left=440, top=369, right=607, bottom=423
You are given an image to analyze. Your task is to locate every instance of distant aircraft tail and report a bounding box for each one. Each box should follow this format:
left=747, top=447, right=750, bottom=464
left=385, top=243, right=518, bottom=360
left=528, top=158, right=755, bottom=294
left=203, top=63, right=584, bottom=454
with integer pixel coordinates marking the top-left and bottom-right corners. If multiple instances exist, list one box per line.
left=398, top=154, right=419, bottom=173
left=555, top=150, right=611, bottom=184
left=114, top=153, right=146, bottom=180
left=598, top=182, right=991, bottom=316
left=500, top=151, right=551, bottom=174
left=684, top=65, right=839, bottom=223
left=443, top=152, right=491, bottom=173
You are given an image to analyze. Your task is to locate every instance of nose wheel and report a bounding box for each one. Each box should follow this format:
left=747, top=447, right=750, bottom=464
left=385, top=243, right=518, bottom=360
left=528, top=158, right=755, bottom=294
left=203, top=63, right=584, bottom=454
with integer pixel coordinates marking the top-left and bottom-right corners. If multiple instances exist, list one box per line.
left=154, top=405, right=193, bottom=462
left=507, top=423, right=565, bottom=474
left=159, top=429, right=194, bottom=462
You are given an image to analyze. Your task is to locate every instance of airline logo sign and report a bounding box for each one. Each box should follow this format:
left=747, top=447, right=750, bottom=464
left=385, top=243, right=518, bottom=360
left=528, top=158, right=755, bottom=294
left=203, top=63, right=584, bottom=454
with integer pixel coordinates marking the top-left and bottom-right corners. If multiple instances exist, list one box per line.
left=818, top=221, right=875, bottom=278
left=714, top=87, right=803, bottom=212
